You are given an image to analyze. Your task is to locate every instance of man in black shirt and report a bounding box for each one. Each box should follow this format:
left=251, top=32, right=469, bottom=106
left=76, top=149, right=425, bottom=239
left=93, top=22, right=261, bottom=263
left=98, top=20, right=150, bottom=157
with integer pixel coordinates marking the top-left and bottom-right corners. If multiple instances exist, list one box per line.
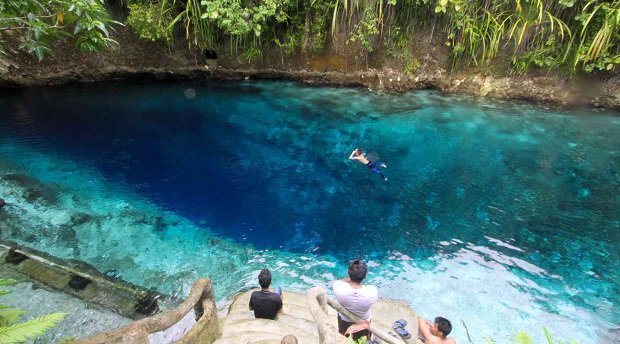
left=249, top=269, right=283, bottom=319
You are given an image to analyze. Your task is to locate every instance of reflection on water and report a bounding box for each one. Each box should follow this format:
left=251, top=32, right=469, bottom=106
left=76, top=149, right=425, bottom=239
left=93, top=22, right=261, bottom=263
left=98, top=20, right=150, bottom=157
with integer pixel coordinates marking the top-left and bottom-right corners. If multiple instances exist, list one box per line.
left=0, top=81, right=618, bottom=343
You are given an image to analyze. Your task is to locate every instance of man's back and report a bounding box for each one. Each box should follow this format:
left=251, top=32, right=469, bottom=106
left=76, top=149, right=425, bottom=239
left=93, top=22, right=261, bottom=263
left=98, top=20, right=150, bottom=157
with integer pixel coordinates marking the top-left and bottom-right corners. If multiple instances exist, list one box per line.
left=249, top=290, right=282, bottom=320
left=425, top=336, right=456, bottom=344
left=333, top=279, right=378, bottom=321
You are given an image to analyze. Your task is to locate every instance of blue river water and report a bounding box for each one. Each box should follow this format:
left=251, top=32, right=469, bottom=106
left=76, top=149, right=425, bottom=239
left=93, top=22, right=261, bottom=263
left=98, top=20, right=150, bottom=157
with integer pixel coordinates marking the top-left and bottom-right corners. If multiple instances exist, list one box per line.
left=0, top=81, right=618, bottom=343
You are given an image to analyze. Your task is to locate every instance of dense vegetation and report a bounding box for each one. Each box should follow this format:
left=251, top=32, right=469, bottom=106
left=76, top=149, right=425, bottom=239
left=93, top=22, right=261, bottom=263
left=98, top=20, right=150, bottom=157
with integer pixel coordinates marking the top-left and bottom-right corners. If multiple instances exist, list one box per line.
left=1, top=0, right=619, bottom=74
left=0, top=0, right=118, bottom=60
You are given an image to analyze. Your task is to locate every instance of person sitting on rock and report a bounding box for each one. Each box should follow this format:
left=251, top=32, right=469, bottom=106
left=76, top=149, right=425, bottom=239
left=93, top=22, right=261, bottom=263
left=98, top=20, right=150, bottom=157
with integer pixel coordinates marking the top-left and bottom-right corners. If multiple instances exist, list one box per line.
left=249, top=268, right=283, bottom=320
left=333, top=259, right=379, bottom=341
left=417, top=316, right=456, bottom=344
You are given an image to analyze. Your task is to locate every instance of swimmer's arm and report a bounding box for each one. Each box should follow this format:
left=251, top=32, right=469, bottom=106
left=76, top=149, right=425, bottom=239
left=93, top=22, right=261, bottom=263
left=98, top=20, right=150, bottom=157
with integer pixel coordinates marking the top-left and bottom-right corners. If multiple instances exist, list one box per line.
left=349, top=151, right=358, bottom=160
left=418, top=317, right=433, bottom=339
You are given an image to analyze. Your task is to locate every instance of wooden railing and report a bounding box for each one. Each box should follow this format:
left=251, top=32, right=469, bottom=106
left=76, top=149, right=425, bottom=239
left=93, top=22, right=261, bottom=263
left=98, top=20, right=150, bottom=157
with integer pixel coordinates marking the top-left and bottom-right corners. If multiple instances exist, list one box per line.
left=73, top=278, right=221, bottom=344
left=306, top=287, right=406, bottom=344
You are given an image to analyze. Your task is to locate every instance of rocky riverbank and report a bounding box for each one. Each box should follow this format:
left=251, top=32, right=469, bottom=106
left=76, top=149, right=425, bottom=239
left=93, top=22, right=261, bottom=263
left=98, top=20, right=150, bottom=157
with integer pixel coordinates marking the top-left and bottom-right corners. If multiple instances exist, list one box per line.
left=1, top=25, right=618, bottom=111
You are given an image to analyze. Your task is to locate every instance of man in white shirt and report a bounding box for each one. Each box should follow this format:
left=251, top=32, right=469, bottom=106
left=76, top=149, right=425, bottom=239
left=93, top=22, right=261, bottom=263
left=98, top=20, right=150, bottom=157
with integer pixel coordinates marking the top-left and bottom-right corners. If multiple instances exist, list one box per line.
left=333, top=259, right=379, bottom=341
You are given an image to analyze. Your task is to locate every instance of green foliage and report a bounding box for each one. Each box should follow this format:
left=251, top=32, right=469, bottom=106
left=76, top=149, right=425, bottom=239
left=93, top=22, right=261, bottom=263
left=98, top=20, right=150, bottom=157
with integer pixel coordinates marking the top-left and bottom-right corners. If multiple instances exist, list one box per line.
left=348, top=336, right=367, bottom=344
left=200, top=0, right=291, bottom=38
left=0, top=308, right=25, bottom=327
left=243, top=45, right=261, bottom=62
left=0, top=313, right=66, bottom=343
left=0, top=278, right=65, bottom=344
left=126, top=1, right=174, bottom=43
left=346, top=7, right=379, bottom=65
left=514, top=331, right=533, bottom=344
left=3, top=0, right=618, bottom=75
left=403, top=58, right=419, bottom=76
left=385, top=26, right=409, bottom=60
left=274, top=31, right=302, bottom=63
left=0, top=0, right=119, bottom=60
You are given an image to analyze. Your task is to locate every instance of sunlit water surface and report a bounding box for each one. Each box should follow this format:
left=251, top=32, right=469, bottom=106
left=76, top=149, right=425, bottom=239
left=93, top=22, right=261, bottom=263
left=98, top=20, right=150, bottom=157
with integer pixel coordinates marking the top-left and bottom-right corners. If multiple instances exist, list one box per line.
left=0, top=81, right=618, bottom=343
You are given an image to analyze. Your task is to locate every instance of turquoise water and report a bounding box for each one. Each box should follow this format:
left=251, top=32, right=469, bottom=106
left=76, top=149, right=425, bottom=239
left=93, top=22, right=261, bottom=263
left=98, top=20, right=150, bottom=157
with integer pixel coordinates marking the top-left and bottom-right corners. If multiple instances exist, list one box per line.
left=0, top=81, right=618, bottom=343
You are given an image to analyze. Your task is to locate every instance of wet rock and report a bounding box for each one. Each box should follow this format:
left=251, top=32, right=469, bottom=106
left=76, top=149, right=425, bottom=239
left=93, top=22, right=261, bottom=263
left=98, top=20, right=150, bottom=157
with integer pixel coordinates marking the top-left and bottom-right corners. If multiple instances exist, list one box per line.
left=0, top=198, right=5, bottom=208
left=70, top=212, right=93, bottom=227
left=3, top=173, right=58, bottom=206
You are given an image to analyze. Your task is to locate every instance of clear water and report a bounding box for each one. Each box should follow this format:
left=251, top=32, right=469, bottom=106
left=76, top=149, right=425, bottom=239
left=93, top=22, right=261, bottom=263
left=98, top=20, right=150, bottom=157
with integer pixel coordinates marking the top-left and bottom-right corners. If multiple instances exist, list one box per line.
left=0, top=81, right=618, bottom=343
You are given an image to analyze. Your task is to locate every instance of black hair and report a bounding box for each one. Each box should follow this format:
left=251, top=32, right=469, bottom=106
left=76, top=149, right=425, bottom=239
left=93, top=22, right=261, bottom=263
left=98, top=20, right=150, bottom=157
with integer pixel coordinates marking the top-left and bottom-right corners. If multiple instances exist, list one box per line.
left=348, top=259, right=367, bottom=283
left=258, top=269, right=272, bottom=289
left=434, top=317, right=452, bottom=337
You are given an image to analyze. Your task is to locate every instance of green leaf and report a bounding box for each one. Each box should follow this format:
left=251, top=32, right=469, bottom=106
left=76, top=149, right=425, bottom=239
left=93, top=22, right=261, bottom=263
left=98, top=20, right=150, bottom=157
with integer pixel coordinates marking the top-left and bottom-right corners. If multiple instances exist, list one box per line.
left=0, top=308, right=25, bottom=327
left=543, top=326, right=554, bottom=344
left=0, top=313, right=65, bottom=344
left=0, top=280, right=17, bottom=287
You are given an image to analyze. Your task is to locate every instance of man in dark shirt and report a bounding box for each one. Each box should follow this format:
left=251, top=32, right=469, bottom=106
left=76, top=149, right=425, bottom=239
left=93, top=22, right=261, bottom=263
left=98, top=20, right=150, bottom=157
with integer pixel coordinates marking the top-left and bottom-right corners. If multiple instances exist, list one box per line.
left=249, top=269, right=283, bottom=319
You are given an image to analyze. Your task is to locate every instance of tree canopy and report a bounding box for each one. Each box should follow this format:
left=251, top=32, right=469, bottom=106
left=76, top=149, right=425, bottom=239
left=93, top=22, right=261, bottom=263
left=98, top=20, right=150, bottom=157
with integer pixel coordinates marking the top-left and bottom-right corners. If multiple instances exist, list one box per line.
left=1, top=0, right=619, bottom=73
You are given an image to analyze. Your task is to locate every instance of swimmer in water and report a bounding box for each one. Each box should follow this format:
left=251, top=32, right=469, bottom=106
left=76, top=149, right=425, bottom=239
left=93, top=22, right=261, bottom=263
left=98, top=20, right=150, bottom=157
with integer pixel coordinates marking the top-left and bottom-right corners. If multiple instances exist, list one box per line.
left=349, top=148, right=387, bottom=181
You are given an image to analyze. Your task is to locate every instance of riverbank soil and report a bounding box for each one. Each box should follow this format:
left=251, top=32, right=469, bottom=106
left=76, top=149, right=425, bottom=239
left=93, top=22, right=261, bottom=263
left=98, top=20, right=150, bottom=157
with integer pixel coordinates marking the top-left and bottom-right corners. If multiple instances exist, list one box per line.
left=0, top=15, right=618, bottom=110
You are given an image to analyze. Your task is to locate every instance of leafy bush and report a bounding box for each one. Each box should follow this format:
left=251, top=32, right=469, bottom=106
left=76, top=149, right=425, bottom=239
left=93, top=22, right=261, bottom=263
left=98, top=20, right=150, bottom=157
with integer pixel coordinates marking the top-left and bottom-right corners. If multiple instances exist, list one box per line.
left=0, top=0, right=119, bottom=60
left=126, top=2, right=174, bottom=43
left=243, top=46, right=262, bottom=63
left=404, top=58, right=420, bottom=76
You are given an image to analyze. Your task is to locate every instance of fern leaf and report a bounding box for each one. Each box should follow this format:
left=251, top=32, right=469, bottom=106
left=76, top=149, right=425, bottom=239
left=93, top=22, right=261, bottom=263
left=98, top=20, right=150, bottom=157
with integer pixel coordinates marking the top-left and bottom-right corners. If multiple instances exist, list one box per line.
left=0, top=313, right=65, bottom=344
left=0, top=308, right=25, bottom=327
left=0, top=291, right=13, bottom=298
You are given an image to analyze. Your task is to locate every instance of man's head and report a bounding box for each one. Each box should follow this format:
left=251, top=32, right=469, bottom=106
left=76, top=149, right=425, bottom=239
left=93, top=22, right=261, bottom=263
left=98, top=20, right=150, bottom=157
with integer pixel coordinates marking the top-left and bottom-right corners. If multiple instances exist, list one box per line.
left=258, top=269, right=272, bottom=289
left=354, top=148, right=362, bottom=156
left=348, top=259, right=367, bottom=283
left=431, top=317, right=452, bottom=338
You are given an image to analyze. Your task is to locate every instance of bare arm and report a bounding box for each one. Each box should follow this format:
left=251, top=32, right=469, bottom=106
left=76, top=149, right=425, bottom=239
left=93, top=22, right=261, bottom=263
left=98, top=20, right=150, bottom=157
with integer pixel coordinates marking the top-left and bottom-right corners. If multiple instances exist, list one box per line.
left=418, top=317, right=433, bottom=340
left=349, top=151, right=358, bottom=160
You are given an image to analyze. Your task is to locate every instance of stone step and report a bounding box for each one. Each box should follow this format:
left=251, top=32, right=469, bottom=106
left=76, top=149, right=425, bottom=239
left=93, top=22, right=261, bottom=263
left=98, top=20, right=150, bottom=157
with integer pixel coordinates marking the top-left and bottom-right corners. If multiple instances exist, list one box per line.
left=218, top=289, right=420, bottom=344
left=223, top=311, right=319, bottom=335
left=212, top=331, right=289, bottom=344
left=215, top=318, right=318, bottom=344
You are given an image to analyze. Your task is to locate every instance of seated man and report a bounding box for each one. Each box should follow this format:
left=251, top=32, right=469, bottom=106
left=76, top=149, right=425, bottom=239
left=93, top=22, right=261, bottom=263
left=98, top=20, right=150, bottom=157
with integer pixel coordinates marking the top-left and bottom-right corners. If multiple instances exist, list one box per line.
left=249, top=269, right=283, bottom=320
left=333, top=259, right=379, bottom=341
left=418, top=316, right=456, bottom=344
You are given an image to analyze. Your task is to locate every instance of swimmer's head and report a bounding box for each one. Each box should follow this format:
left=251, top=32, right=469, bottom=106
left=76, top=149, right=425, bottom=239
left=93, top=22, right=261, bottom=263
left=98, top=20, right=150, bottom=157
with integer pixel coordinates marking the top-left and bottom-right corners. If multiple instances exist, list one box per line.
left=354, top=148, right=363, bottom=155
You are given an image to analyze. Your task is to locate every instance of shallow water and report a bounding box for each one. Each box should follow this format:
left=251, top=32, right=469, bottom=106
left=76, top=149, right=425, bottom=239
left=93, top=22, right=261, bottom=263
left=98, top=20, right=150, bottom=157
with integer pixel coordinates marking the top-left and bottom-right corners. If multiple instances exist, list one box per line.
left=0, top=81, right=618, bottom=343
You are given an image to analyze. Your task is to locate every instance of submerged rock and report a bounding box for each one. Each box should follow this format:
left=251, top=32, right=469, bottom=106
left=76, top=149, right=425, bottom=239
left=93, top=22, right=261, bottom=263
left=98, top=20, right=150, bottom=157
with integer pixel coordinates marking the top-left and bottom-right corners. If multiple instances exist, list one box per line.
left=3, top=173, right=59, bottom=206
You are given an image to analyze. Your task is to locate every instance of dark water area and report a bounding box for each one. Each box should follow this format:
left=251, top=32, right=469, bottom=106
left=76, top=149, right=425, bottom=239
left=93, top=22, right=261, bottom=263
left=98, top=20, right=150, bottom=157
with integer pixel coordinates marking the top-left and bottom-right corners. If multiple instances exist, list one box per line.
left=0, top=80, right=618, bottom=343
